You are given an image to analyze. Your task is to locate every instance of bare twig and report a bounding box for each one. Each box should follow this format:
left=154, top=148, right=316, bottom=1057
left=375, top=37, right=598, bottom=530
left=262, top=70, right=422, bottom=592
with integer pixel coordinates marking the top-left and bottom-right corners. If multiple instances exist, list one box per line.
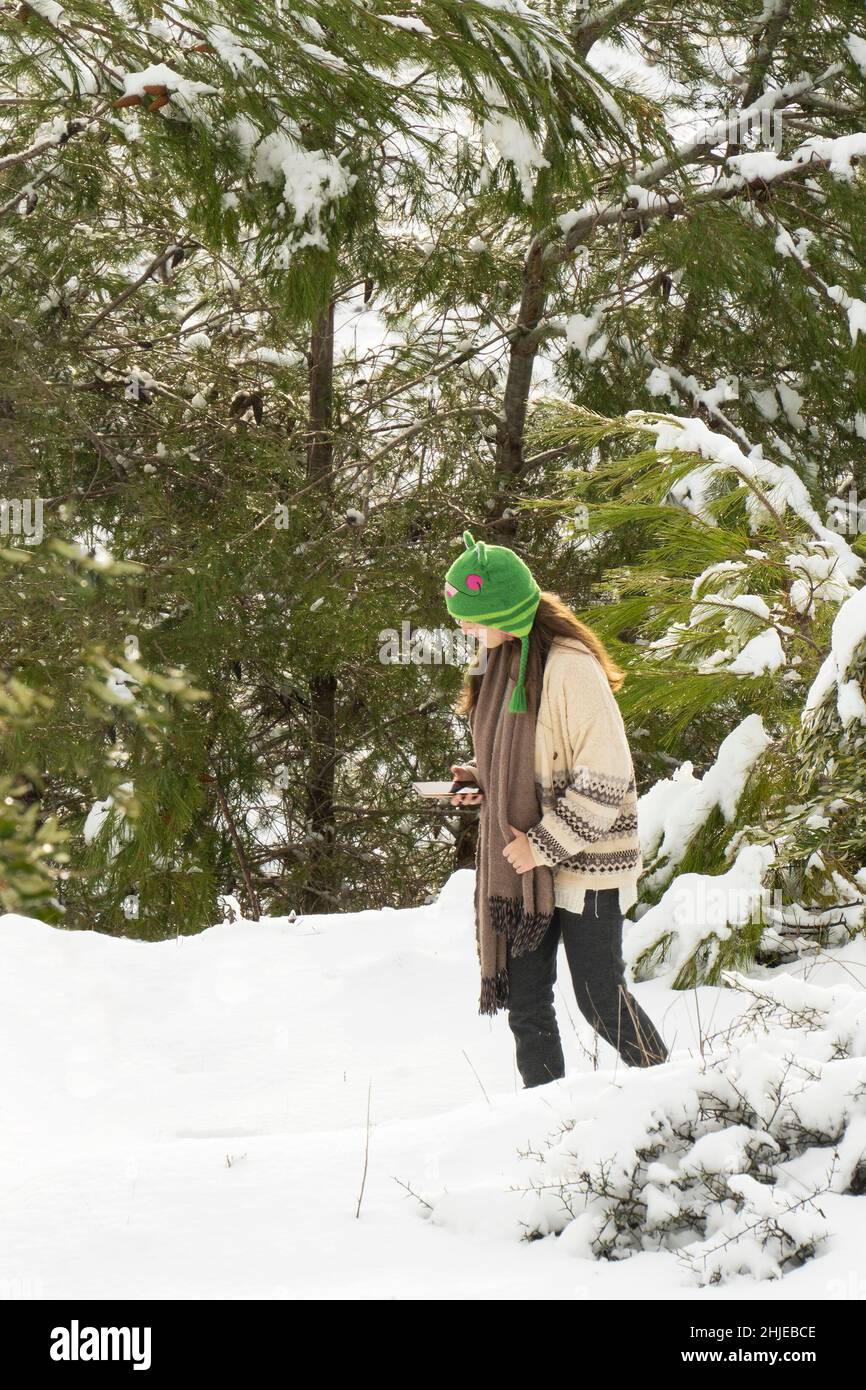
left=355, top=1078, right=373, bottom=1218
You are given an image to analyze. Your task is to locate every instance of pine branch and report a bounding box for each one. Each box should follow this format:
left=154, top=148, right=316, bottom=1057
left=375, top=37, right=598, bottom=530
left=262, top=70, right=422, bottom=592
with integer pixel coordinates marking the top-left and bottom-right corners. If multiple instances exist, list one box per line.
left=81, top=245, right=195, bottom=338
left=0, top=109, right=104, bottom=172
left=573, top=1, right=647, bottom=59
left=738, top=0, right=794, bottom=110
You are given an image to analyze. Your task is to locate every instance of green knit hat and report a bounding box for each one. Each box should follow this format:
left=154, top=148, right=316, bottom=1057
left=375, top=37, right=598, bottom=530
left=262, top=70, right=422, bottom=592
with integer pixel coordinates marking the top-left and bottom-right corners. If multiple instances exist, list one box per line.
left=443, top=529, right=541, bottom=714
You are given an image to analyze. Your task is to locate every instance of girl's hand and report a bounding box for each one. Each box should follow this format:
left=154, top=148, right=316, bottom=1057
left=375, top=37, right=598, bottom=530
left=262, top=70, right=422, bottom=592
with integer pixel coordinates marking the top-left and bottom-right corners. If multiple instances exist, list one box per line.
left=503, top=825, right=538, bottom=874
left=449, top=763, right=484, bottom=807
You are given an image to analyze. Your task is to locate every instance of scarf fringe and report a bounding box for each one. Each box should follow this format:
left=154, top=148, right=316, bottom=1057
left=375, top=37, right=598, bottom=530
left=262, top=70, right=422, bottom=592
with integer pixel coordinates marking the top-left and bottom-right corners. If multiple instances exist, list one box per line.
left=478, top=968, right=509, bottom=1016
left=488, top=894, right=554, bottom=957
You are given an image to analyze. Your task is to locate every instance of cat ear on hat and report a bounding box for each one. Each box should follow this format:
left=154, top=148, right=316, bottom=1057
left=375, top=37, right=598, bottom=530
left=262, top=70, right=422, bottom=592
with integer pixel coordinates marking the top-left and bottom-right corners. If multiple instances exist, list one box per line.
left=461, top=530, right=488, bottom=567
left=457, top=529, right=488, bottom=592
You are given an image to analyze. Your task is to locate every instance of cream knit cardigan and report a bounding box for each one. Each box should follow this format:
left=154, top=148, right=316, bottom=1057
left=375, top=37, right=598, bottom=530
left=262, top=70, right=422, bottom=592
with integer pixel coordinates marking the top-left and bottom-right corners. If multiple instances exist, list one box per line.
left=464, top=634, right=643, bottom=916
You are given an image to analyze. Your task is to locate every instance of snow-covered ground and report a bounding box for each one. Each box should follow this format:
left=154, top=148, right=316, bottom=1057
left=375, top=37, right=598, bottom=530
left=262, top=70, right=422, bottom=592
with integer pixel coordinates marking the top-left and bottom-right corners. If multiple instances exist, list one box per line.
left=2, top=869, right=865, bottom=1301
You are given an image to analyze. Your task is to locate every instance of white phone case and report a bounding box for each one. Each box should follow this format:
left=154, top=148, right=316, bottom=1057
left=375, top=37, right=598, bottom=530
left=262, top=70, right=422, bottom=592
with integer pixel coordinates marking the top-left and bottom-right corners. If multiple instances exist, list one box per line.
left=412, top=780, right=480, bottom=798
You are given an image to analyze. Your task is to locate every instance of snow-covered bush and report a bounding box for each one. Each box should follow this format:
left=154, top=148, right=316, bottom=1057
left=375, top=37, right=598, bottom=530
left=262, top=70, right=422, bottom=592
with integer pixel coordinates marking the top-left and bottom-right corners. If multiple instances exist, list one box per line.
left=425, top=973, right=866, bottom=1286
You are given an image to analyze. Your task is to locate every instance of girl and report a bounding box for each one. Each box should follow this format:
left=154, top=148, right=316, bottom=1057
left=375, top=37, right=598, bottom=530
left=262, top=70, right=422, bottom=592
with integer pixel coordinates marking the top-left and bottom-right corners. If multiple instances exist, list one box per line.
left=443, top=530, right=668, bottom=1088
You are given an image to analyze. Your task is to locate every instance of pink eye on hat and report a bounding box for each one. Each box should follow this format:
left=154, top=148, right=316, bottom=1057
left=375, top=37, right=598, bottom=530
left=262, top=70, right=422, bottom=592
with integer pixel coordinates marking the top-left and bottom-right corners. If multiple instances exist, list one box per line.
left=466, top=573, right=483, bottom=591
left=444, top=582, right=457, bottom=596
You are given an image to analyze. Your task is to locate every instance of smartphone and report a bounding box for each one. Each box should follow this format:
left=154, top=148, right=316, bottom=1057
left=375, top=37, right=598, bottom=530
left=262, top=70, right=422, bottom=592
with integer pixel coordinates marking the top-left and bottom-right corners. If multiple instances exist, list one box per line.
left=412, top=780, right=482, bottom=799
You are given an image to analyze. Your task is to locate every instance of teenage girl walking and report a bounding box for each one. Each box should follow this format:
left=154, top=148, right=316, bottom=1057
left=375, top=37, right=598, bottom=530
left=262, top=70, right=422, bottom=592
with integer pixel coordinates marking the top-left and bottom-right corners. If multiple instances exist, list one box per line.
left=443, top=530, right=668, bottom=1088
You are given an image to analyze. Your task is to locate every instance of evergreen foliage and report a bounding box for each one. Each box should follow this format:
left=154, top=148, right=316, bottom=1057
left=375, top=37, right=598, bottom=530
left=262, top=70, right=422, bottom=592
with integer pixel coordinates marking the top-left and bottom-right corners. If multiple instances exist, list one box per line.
left=2, top=1, right=866, bottom=968
left=520, top=400, right=866, bottom=980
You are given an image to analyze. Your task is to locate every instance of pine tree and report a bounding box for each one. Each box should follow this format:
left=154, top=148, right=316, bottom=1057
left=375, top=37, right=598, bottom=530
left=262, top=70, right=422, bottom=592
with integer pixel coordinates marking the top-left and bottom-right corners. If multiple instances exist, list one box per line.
left=0, top=1, right=635, bottom=932
left=0, top=544, right=207, bottom=924
left=476, top=1, right=866, bottom=525
left=518, top=399, right=866, bottom=981
left=4, top=2, right=866, bottom=950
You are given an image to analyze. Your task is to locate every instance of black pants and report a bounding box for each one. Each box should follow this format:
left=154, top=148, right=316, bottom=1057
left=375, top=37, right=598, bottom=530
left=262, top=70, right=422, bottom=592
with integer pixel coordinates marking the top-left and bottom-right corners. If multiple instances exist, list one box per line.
left=505, top=888, right=669, bottom=1087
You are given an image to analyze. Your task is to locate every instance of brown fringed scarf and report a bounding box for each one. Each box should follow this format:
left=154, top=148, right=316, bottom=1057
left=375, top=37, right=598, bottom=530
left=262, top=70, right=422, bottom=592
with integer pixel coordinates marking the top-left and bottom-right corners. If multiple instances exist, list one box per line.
left=468, top=636, right=556, bottom=1015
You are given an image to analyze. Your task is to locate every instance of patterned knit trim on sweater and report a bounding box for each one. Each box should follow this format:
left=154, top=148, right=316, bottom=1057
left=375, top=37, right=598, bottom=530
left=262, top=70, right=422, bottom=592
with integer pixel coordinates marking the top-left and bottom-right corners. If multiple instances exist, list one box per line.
left=523, top=637, right=643, bottom=912
left=459, top=636, right=644, bottom=930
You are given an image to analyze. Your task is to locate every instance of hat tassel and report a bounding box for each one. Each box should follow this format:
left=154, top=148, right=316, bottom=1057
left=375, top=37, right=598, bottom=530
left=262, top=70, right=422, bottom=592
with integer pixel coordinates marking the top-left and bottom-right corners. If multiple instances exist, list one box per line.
left=508, top=635, right=530, bottom=714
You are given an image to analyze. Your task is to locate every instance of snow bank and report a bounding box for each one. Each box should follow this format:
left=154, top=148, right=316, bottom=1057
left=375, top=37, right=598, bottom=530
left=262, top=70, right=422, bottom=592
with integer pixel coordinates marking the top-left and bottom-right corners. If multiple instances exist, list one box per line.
left=2, top=871, right=865, bottom=1298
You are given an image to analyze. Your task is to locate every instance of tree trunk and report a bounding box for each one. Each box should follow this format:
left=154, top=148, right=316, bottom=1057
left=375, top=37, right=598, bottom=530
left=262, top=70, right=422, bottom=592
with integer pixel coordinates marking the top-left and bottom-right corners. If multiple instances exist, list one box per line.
left=494, top=237, right=550, bottom=540
left=491, top=0, right=607, bottom=537
left=302, top=292, right=339, bottom=914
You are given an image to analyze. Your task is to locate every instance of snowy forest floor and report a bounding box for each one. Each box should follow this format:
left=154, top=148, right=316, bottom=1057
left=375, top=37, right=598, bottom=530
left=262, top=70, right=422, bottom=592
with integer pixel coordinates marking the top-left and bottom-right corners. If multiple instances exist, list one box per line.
left=2, top=869, right=865, bottom=1301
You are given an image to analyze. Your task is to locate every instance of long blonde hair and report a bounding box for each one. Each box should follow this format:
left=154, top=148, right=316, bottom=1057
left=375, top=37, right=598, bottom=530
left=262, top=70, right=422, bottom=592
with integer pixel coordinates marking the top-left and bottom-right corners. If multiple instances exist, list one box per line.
left=453, top=590, right=625, bottom=718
